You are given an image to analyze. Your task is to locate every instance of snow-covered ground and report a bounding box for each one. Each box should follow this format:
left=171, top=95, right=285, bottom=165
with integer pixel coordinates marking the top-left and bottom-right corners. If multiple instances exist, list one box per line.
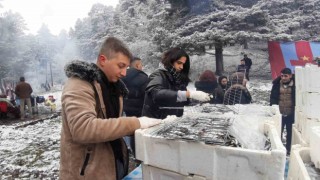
left=0, top=78, right=272, bottom=179
left=0, top=90, right=63, bottom=179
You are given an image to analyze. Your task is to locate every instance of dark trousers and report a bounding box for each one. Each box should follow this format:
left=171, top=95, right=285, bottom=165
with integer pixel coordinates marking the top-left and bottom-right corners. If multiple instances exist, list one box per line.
left=281, top=114, right=294, bottom=154
left=246, top=69, right=250, bottom=80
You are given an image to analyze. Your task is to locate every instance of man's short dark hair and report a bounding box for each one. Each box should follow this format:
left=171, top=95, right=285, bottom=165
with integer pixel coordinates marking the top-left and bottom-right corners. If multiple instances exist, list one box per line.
left=20, top=77, right=25, bottom=82
left=130, top=57, right=141, bottom=67
left=98, top=37, right=133, bottom=61
left=281, top=68, right=292, bottom=75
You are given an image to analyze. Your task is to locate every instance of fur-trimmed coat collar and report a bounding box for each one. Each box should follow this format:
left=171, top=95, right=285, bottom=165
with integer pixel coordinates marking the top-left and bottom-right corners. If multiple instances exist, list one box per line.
left=64, top=60, right=128, bottom=96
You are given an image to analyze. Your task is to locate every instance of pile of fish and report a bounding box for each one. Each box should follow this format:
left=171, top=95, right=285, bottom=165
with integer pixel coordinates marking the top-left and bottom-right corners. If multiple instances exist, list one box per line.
left=153, top=114, right=241, bottom=147
left=152, top=104, right=271, bottom=150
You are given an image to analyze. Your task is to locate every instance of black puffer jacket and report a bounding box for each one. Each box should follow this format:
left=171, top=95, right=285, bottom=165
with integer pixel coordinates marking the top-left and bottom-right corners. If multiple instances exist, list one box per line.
left=270, top=75, right=296, bottom=107
left=121, top=68, right=148, bottom=117
left=142, top=69, right=189, bottom=119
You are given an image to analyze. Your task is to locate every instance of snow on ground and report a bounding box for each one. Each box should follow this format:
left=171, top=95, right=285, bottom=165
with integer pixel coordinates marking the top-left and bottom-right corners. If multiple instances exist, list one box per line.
left=0, top=78, right=273, bottom=179
left=0, top=90, right=63, bottom=179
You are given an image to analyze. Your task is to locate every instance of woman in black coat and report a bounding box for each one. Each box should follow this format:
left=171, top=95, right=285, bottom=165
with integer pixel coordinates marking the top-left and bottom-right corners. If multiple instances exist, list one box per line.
left=142, top=47, right=210, bottom=119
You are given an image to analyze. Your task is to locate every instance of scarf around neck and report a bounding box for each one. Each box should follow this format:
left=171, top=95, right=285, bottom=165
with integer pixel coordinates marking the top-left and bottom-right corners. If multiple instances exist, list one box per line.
left=96, top=68, right=128, bottom=180
left=166, top=66, right=183, bottom=86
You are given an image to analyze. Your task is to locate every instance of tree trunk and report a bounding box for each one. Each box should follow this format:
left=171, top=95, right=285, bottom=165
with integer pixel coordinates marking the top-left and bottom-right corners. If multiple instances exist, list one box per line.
left=0, top=78, right=5, bottom=94
left=243, top=39, right=248, bottom=49
left=215, top=44, right=224, bottom=76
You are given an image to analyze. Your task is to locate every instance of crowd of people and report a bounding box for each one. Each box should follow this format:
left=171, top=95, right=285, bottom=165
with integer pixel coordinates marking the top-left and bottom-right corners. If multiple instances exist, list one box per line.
left=0, top=77, right=57, bottom=120
left=0, top=36, right=296, bottom=179
left=194, top=54, right=253, bottom=106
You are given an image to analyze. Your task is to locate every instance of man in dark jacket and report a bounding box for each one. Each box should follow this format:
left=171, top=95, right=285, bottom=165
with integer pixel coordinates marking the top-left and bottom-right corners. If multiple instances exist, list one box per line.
left=270, top=68, right=295, bottom=155
left=121, top=57, right=148, bottom=117
left=242, top=54, right=252, bottom=80
left=121, top=57, right=148, bottom=157
left=15, top=76, right=33, bottom=120
left=237, top=59, right=249, bottom=80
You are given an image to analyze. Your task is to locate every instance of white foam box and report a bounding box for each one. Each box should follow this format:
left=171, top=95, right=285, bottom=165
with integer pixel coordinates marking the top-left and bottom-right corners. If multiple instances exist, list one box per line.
left=301, top=117, right=320, bottom=144
left=295, top=88, right=303, bottom=113
left=295, top=64, right=320, bottom=93
left=287, top=145, right=315, bottom=180
left=295, top=66, right=305, bottom=95
left=300, top=92, right=320, bottom=119
left=270, top=105, right=282, bottom=137
left=310, top=126, right=320, bottom=168
left=135, top=121, right=286, bottom=180
left=295, top=66, right=305, bottom=92
left=295, top=109, right=304, bottom=133
left=303, top=64, right=320, bottom=93
left=142, top=164, right=207, bottom=180
left=292, top=124, right=308, bottom=147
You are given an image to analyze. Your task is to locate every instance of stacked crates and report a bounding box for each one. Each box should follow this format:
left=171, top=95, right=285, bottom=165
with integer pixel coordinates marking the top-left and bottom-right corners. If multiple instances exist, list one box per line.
left=288, top=64, right=320, bottom=179
left=135, top=104, right=286, bottom=180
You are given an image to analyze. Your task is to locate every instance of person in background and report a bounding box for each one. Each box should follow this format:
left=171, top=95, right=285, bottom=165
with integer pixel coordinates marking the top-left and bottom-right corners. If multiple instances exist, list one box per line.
left=15, top=76, right=33, bottom=120
left=270, top=68, right=295, bottom=155
left=195, top=70, right=218, bottom=103
left=44, top=95, right=56, bottom=112
left=59, top=37, right=161, bottom=180
left=237, top=59, right=249, bottom=80
left=213, top=75, right=228, bottom=104
left=121, top=57, right=148, bottom=158
left=242, top=54, right=252, bottom=80
left=142, top=47, right=210, bottom=119
left=223, top=72, right=252, bottom=105
left=0, top=97, right=20, bottom=119
left=121, top=57, right=148, bottom=117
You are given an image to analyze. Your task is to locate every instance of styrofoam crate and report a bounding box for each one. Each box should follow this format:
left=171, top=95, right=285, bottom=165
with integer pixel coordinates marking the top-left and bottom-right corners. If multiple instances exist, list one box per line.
left=295, top=64, right=320, bottom=93
left=301, top=92, right=320, bottom=119
left=135, top=121, right=286, bottom=180
left=296, top=89, right=303, bottom=111
left=295, top=109, right=304, bottom=133
left=301, top=117, right=320, bottom=144
left=236, top=104, right=282, bottom=138
left=310, top=126, right=320, bottom=169
left=303, top=64, right=320, bottom=93
left=142, top=164, right=206, bottom=180
left=287, top=145, right=320, bottom=180
left=295, top=66, right=305, bottom=94
left=292, top=124, right=308, bottom=147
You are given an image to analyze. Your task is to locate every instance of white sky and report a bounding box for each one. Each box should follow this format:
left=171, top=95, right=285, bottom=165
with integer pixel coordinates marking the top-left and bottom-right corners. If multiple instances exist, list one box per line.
left=0, top=0, right=119, bottom=35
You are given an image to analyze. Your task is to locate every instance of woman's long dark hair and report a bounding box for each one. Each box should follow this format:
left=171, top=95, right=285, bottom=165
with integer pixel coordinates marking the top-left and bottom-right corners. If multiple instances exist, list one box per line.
left=161, top=47, right=190, bottom=83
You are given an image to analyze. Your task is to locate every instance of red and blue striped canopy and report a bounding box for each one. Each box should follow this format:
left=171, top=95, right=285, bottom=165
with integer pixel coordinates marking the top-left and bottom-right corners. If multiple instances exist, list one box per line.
left=268, top=41, right=320, bottom=79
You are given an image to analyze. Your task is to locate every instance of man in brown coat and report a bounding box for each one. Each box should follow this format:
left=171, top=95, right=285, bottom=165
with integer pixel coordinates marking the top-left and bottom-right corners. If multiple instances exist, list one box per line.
left=15, top=76, right=33, bottom=120
left=59, top=37, right=161, bottom=180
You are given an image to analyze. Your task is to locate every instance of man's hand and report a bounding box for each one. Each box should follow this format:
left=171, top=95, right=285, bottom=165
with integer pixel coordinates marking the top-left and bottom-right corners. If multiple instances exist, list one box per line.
left=138, top=117, right=162, bottom=129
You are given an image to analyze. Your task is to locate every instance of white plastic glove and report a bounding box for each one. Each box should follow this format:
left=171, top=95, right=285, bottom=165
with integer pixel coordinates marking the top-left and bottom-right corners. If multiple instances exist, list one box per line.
left=189, top=91, right=211, bottom=102
left=138, top=117, right=162, bottom=129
